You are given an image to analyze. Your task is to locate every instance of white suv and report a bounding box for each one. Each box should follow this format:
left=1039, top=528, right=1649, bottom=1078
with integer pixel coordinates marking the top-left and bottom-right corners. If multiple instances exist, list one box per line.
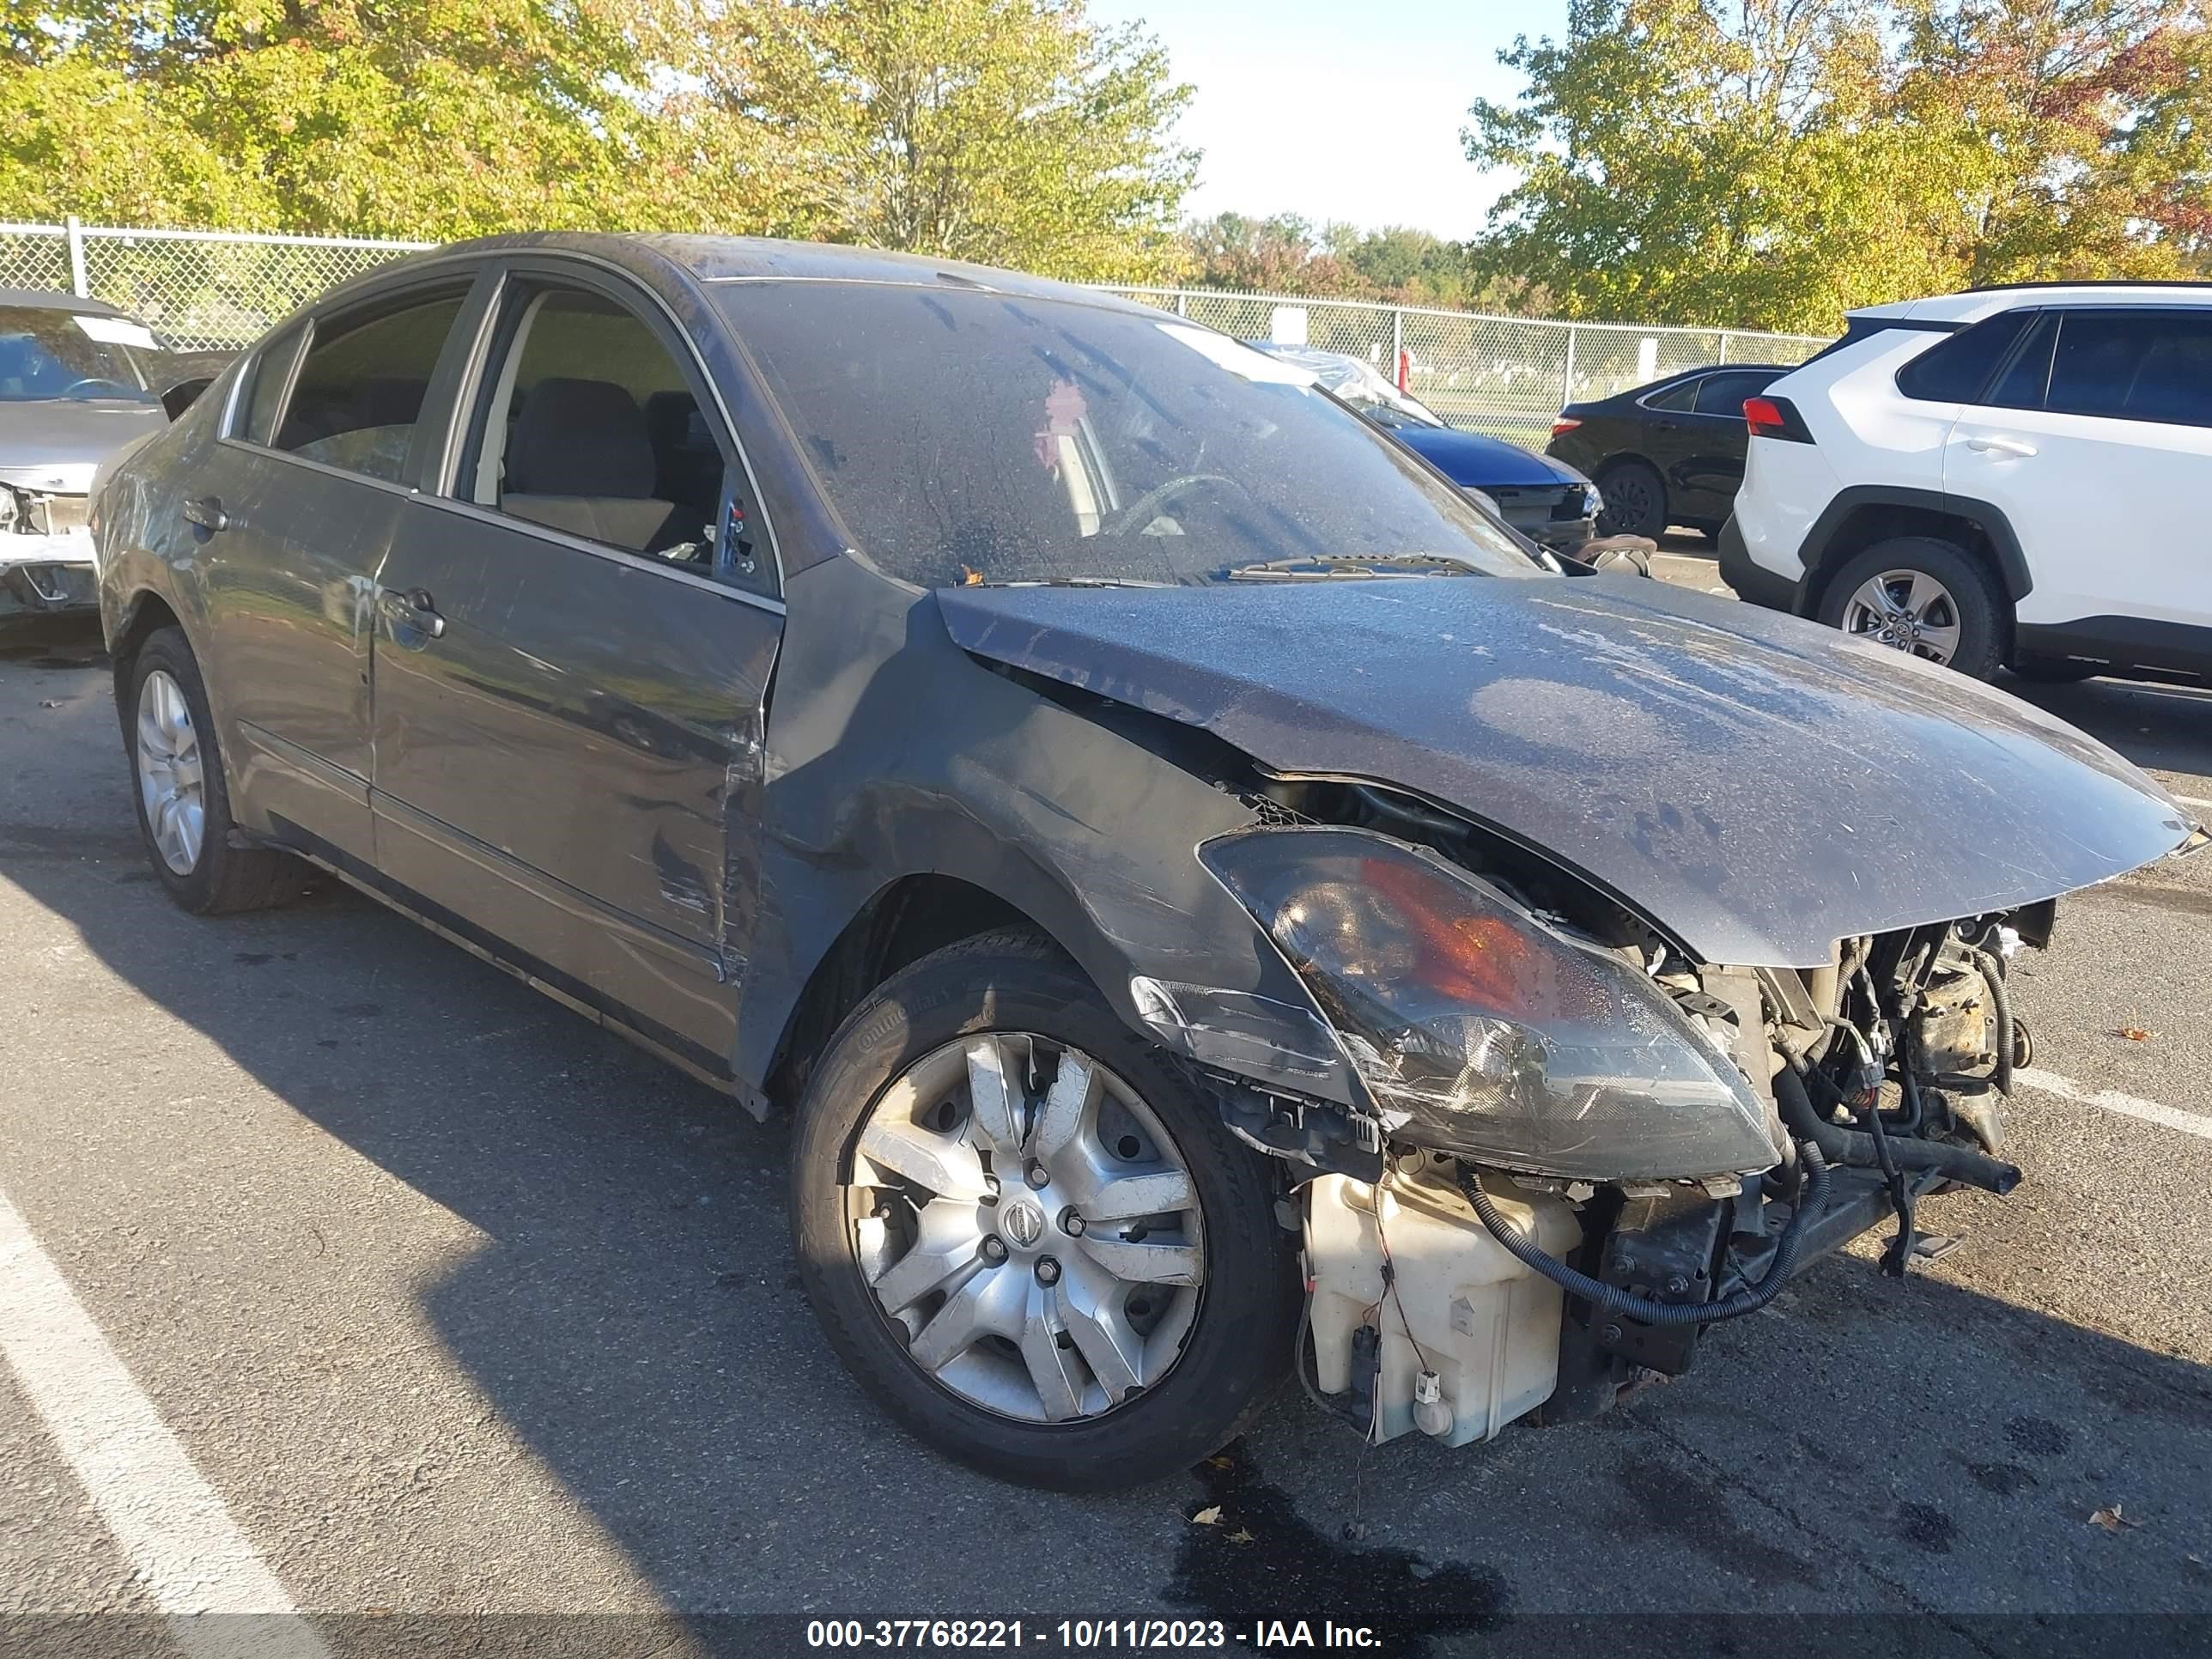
left=1723, top=283, right=2212, bottom=683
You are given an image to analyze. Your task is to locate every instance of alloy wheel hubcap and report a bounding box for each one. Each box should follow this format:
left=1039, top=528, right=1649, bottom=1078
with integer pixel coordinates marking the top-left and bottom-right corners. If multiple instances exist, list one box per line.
left=1842, top=569, right=1961, bottom=665
left=135, top=669, right=205, bottom=875
left=845, top=1035, right=1205, bottom=1424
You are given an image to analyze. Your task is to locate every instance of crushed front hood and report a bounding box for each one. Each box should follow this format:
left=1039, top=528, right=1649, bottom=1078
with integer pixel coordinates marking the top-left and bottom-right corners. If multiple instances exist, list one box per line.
left=939, top=576, right=2195, bottom=967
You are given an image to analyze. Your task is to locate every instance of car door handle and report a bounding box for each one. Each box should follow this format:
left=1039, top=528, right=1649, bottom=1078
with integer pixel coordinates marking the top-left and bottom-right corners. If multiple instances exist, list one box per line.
left=180, top=495, right=229, bottom=532
left=379, top=586, right=446, bottom=639
left=1966, top=435, right=2038, bottom=458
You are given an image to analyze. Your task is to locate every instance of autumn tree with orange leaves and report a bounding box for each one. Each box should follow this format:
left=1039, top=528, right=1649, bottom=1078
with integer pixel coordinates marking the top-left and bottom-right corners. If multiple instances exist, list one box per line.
left=1467, top=0, right=2212, bottom=333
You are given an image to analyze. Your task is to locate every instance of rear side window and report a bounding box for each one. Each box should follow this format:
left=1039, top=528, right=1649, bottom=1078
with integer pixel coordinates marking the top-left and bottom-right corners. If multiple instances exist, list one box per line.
left=1692, top=370, right=1778, bottom=416
left=2046, top=310, right=2212, bottom=427
left=1984, top=314, right=2056, bottom=410
left=1894, top=311, right=2034, bottom=403
left=272, top=288, right=468, bottom=483
left=1644, top=378, right=1698, bottom=412
left=236, top=325, right=304, bottom=446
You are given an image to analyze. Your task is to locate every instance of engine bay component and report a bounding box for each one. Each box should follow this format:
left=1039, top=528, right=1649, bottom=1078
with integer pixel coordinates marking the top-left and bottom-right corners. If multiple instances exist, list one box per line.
left=1200, top=826, right=1777, bottom=1182
left=1304, top=1161, right=1579, bottom=1445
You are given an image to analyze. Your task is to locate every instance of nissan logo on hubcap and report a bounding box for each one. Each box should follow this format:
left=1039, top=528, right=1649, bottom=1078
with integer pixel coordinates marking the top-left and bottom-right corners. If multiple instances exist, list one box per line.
left=1000, top=1197, right=1044, bottom=1249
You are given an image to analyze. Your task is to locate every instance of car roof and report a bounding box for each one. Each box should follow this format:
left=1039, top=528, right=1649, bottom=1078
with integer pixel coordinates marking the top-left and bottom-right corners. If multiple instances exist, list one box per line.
left=0, top=288, right=140, bottom=319
left=316, top=232, right=1166, bottom=320
left=1850, top=283, right=2212, bottom=326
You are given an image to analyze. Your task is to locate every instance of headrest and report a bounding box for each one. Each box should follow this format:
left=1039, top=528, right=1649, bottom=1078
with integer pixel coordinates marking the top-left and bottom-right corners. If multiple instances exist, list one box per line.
left=507, top=376, right=653, bottom=499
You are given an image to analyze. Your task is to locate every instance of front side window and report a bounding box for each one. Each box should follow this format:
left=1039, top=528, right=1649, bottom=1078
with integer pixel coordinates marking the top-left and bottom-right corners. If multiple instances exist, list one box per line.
left=0, top=306, right=163, bottom=404
left=454, top=284, right=769, bottom=594
left=720, top=283, right=1540, bottom=588
left=2045, top=310, right=2212, bottom=428
left=273, top=289, right=468, bottom=483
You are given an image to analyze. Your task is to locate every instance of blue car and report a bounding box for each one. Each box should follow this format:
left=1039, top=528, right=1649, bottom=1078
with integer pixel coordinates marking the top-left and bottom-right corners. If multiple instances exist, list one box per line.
left=1244, top=342, right=1601, bottom=553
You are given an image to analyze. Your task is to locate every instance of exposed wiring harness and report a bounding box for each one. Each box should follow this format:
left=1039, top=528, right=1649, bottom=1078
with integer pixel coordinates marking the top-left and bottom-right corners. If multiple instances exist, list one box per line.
left=1456, top=1142, right=1831, bottom=1328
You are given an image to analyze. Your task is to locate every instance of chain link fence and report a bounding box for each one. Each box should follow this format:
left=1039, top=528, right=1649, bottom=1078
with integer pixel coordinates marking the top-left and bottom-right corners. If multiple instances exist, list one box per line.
left=1, top=222, right=1825, bottom=444
left=1099, top=286, right=1826, bottom=449
left=1, top=221, right=433, bottom=349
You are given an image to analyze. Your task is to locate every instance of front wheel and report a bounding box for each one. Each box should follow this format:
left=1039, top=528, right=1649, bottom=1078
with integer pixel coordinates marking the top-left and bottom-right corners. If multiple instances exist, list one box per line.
left=789, top=932, right=1297, bottom=1491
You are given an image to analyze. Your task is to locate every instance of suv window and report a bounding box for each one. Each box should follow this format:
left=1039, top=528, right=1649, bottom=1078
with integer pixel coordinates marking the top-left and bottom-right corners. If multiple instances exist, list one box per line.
left=272, top=289, right=467, bottom=483
left=2046, top=310, right=2212, bottom=427
left=1644, top=378, right=1699, bottom=413
left=236, top=325, right=305, bottom=446
left=1895, top=311, right=2034, bottom=404
left=457, top=284, right=771, bottom=595
left=1692, top=370, right=1778, bottom=416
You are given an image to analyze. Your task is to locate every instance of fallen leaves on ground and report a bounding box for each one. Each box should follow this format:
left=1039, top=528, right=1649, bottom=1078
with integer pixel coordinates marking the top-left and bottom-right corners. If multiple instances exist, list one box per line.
left=1189, top=1505, right=1222, bottom=1526
left=2115, top=1027, right=2156, bottom=1042
left=1226, top=1528, right=1255, bottom=1546
left=2090, top=1504, right=2142, bottom=1533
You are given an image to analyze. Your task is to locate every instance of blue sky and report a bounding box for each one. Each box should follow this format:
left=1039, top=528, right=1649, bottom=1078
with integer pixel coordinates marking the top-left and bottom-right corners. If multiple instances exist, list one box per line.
left=1088, top=0, right=1572, bottom=240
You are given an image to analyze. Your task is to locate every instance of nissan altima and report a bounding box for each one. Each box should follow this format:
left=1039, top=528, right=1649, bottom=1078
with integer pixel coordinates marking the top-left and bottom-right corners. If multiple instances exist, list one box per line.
left=93, top=234, right=2202, bottom=1491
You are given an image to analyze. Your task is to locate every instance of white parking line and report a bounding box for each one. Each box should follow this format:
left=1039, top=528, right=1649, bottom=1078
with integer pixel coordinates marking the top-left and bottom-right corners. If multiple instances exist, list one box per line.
left=2173, top=793, right=2211, bottom=811
left=0, top=1188, right=329, bottom=1658
left=2018, top=1067, right=2212, bottom=1143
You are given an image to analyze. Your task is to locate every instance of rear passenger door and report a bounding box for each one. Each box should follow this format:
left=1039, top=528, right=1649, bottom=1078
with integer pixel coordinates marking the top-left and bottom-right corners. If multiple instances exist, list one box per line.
left=1947, top=307, right=2212, bottom=640
left=195, top=277, right=480, bottom=865
left=368, top=259, right=783, bottom=1075
left=1678, top=368, right=1776, bottom=519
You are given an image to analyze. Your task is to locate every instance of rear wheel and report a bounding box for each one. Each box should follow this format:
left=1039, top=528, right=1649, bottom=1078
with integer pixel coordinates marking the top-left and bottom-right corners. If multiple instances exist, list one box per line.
left=1595, top=459, right=1667, bottom=540
left=789, top=932, right=1296, bottom=1490
left=1816, top=538, right=2005, bottom=680
left=126, top=628, right=312, bottom=914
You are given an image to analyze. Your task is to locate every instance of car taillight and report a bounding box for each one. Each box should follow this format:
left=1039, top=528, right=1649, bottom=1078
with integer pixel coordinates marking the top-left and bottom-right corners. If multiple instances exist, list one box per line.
left=1550, top=416, right=1581, bottom=434
left=1743, top=395, right=1812, bottom=443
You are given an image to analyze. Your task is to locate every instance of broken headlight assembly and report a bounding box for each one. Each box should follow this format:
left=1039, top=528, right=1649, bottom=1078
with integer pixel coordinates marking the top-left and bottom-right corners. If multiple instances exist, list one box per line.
left=1200, top=827, right=1778, bottom=1182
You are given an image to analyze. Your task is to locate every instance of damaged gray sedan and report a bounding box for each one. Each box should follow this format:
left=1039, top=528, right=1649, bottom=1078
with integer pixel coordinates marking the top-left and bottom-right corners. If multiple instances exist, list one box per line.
left=93, top=235, right=2203, bottom=1491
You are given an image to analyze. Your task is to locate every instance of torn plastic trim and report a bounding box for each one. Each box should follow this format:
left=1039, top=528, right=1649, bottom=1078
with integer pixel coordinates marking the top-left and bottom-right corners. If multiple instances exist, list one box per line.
left=1127, top=974, right=1357, bottom=1099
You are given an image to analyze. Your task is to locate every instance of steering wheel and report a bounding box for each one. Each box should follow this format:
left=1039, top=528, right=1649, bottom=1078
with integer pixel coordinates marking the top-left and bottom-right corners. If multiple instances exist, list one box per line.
left=62, top=377, right=135, bottom=398
left=1103, top=472, right=1249, bottom=536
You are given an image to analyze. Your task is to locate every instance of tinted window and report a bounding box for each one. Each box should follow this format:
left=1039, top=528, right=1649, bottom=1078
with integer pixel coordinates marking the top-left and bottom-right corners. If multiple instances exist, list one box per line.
left=1984, top=313, right=2056, bottom=410
left=457, top=285, right=769, bottom=594
left=1692, top=370, right=1778, bottom=416
left=0, top=305, right=162, bottom=404
left=2047, top=310, right=2212, bottom=427
left=238, top=325, right=304, bottom=446
left=273, top=289, right=467, bottom=483
left=1644, top=378, right=1698, bottom=412
left=721, top=284, right=1539, bottom=588
left=1894, top=311, right=2033, bottom=403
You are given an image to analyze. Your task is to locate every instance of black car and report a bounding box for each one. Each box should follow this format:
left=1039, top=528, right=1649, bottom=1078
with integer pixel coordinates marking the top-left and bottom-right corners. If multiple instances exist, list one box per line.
left=1547, top=365, right=1790, bottom=540
left=92, top=234, right=2196, bottom=1492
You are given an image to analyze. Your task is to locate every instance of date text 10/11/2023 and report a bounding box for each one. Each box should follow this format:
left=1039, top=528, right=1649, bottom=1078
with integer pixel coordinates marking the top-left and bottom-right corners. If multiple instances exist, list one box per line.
left=805, top=1620, right=1386, bottom=1649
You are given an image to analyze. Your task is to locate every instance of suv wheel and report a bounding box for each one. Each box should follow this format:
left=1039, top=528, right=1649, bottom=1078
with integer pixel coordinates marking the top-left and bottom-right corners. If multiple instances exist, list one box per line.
left=126, top=627, right=313, bottom=913
left=789, top=931, right=1296, bottom=1490
left=1817, top=538, right=2004, bottom=679
left=1595, top=459, right=1666, bottom=540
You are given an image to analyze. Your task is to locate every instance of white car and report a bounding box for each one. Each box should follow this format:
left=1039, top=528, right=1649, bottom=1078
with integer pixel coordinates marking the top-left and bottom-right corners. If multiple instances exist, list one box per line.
left=1722, top=283, right=2212, bottom=683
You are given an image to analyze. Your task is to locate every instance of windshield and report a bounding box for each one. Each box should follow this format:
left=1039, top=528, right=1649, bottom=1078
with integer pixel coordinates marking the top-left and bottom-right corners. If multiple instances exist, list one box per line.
left=0, top=307, right=163, bottom=404
left=719, top=283, right=1540, bottom=587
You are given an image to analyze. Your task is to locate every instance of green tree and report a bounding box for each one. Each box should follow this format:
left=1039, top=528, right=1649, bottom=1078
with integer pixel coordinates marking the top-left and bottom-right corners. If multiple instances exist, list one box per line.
left=676, top=0, right=1197, bottom=280
left=1463, top=0, right=2209, bottom=332
left=0, top=0, right=1196, bottom=281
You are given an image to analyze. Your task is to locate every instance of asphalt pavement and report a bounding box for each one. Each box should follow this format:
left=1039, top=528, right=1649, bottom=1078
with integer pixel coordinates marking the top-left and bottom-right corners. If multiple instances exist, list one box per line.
left=3, top=586, right=2209, bottom=1659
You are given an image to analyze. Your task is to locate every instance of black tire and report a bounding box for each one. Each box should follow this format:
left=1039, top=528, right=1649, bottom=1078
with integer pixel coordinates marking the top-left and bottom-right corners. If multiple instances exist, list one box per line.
left=1595, top=459, right=1667, bottom=540
left=2008, top=657, right=2100, bottom=684
left=125, top=627, right=312, bottom=915
left=789, top=931, right=1297, bottom=1491
left=1814, top=537, right=2006, bottom=681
